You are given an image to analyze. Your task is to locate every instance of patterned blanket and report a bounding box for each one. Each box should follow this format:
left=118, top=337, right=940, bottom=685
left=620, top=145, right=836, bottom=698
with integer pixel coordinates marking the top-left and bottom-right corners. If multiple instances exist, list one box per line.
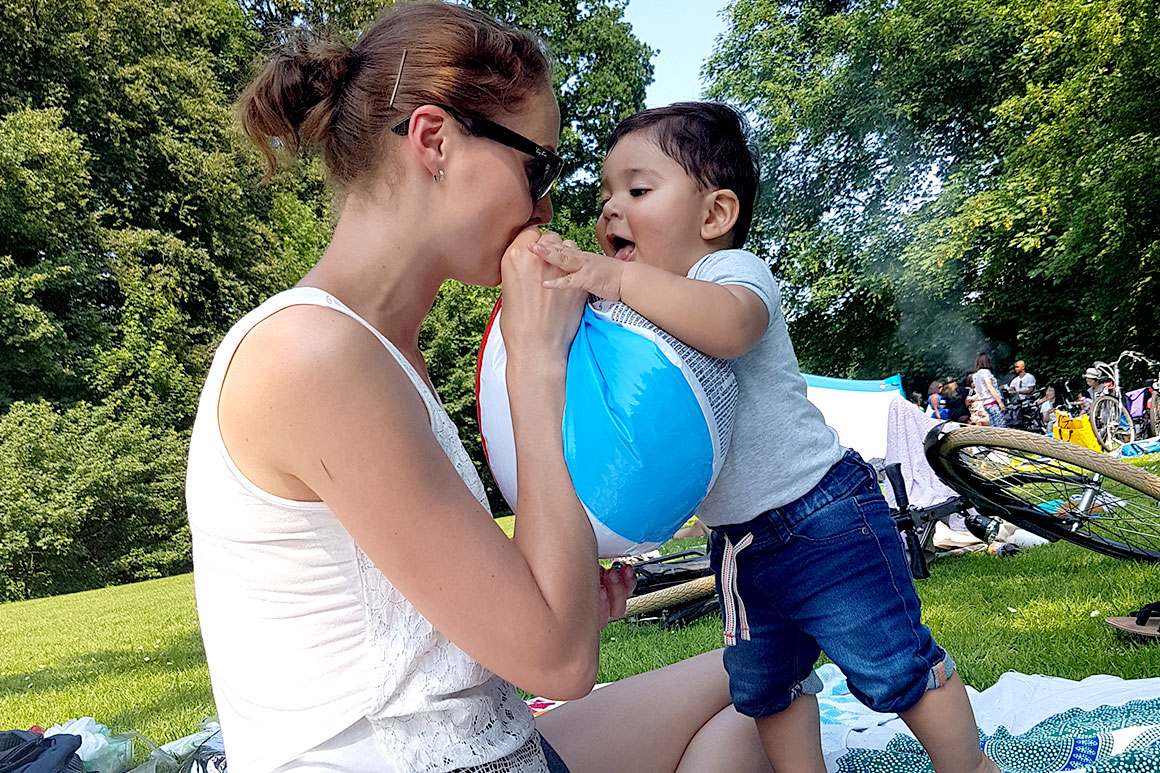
left=815, top=664, right=1160, bottom=772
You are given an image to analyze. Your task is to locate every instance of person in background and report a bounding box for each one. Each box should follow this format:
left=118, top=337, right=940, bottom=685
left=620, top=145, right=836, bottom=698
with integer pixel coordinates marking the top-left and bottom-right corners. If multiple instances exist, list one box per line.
left=926, top=380, right=948, bottom=419
left=943, top=379, right=969, bottom=423
left=1039, top=385, right=1059, bottom=435
left=972, top=353, right=1007, bottom=428
left=1009, top=360, right=1037, bottom=396
left=1084, top=366, right=1108, bottom=404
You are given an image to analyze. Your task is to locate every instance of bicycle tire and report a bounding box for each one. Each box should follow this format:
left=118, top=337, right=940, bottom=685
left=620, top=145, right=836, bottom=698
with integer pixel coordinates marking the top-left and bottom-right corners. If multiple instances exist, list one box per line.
left=927, top=426, right=1160, bottom=562
left=1090, top=394, right=1135, bottom=451
left=625, top=575, right=716, bottom=617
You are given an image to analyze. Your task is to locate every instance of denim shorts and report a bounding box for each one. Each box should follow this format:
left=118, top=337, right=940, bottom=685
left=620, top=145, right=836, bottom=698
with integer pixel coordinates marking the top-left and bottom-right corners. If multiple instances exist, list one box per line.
left=708, top=449, right=954, bottom=718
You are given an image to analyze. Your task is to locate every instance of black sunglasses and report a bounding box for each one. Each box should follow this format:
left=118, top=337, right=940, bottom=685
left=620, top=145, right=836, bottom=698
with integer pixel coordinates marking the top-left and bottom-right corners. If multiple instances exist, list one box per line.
left=391, top=105, right=563, bottom=202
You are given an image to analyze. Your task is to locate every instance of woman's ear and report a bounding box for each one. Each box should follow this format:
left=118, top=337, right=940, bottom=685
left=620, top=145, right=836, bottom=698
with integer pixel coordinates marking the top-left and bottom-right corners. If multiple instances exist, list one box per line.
left=700, top=189, right=741, bottom=243
left=404, top=105, right=451, bottom=180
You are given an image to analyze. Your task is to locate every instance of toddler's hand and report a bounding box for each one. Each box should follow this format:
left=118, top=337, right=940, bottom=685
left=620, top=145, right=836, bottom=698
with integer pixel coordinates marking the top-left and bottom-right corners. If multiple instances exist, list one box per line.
left=531, top=239, right=626, bottom=302
left=597, top=562, right=636, bottom=629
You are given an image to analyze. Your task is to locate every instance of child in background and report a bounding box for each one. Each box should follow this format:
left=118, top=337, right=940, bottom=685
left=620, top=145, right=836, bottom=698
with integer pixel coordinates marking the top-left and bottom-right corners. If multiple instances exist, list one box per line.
left=532, top=102, right=997, bottom=773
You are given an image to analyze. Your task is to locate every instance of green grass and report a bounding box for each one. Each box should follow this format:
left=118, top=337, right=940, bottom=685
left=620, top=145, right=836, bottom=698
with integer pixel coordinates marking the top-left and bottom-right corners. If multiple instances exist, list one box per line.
left=1127, top=452, right=1160, bottom=476
left=3, top=537, right=1160, bottom=747
left=0, top=574, right=211, bottom=745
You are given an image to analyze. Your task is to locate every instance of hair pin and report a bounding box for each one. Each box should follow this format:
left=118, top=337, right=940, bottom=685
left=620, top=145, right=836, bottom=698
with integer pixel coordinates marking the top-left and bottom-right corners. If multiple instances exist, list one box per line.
left=389, top=49, right=407, bottom=109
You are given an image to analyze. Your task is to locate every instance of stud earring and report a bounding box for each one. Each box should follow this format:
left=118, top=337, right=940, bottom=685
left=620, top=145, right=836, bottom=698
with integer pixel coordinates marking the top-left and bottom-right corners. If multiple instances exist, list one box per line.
left=433, top=169, right=445, bottom=183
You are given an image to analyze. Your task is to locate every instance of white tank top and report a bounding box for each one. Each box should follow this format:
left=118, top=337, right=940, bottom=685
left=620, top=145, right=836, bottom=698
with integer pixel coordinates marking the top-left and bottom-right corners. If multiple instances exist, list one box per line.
left=186, top=287, right=543, bottom=772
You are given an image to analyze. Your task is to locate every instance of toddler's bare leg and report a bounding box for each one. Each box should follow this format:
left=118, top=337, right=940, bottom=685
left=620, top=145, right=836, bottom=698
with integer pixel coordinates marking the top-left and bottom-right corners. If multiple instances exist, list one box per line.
left=898, top=671, right=999, bottom=773
left=753, top=693, right=827, bottom=773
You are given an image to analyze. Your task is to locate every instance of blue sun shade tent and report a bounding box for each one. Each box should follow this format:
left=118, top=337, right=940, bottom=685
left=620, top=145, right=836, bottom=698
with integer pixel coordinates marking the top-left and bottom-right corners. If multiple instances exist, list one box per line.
left=802, top=373, right=905, bottom=461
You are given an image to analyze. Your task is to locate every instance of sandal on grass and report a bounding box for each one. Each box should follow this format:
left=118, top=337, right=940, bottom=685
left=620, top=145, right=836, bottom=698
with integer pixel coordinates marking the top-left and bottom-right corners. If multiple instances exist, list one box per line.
left=1106, top=601, right=1160, bottom=638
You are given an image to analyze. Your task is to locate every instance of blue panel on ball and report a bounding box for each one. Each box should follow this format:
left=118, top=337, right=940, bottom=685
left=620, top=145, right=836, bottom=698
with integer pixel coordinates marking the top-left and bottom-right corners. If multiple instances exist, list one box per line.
left=563, top=307, right=713, bottom=543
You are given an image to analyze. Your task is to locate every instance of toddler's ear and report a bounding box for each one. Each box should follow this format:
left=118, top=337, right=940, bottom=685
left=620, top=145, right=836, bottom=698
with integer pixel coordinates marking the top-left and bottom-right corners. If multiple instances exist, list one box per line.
left=700, top=189, right=741, bottom=244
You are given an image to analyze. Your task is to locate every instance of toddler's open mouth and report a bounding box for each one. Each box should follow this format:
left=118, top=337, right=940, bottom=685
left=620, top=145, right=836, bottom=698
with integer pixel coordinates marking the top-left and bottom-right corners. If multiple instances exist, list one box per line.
left=610, top=236, right=636, bottom=262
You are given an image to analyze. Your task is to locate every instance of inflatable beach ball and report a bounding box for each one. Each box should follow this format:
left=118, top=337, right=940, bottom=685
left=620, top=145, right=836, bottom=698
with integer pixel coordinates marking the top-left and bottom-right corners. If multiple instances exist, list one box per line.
left=476, top=297, right=738, bottom=558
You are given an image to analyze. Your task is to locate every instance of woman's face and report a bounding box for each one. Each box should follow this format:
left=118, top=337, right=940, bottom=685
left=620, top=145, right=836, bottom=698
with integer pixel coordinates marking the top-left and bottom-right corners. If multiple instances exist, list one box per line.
left=449, top=89, right=561, bottom=287
left=1046, top=386, right=1056, bottom=400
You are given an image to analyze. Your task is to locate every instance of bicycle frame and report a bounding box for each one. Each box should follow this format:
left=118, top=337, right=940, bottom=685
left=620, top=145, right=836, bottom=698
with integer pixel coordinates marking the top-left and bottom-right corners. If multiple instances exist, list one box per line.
left=1090, top=350, right=1160, bottom=447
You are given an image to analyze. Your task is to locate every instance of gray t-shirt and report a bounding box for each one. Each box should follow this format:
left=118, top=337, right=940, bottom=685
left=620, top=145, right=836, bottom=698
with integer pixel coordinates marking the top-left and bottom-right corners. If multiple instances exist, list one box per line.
left=687, top=249, right=843, bottom=528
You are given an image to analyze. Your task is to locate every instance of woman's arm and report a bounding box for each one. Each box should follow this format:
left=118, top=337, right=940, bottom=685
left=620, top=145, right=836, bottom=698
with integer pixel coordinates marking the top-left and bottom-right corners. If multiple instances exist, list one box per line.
left=985, top=375, right=1006, bottom=410
left=218, top=235, right=616, bottom=700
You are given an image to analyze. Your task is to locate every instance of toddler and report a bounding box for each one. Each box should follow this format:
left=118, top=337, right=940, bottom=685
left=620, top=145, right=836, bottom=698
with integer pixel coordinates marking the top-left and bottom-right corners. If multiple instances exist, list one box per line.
left=532, top=102, right=996, bottom=773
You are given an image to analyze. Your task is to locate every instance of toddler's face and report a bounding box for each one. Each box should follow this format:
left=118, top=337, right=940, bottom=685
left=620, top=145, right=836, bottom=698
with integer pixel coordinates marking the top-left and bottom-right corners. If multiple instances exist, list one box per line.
left=597, top=132, right=717, bottom=275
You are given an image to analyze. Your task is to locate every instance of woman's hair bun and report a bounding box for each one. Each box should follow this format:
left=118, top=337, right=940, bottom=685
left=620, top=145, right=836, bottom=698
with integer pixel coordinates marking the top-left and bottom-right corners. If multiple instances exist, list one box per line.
left=238, top=28, right=357, bottom=175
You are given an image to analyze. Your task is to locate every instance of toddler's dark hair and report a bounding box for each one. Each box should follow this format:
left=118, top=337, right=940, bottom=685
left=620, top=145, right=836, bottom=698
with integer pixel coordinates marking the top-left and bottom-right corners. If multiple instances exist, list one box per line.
left=607, top=102, right=760, bottom=248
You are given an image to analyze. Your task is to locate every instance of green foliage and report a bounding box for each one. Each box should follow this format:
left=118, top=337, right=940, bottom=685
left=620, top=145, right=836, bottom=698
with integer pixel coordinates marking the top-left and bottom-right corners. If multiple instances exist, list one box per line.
left=0, top=0, right=653, bottom=596
left=707, top=0, right=1160, bottom=389
left=0, top=108, right=111, bottom=410
left=0, top=401, right=189, bottom=602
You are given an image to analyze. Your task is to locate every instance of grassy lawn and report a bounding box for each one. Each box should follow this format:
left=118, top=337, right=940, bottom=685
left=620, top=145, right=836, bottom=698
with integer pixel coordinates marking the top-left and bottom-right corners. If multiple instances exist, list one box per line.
left=3, top=456, right=1159, bottom=747
left=3, top=539, right=1160, bottom=747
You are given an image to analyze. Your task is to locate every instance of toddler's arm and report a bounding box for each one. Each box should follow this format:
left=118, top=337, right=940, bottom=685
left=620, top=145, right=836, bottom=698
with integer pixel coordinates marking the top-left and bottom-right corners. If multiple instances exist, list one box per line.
left=532, top=241, right=767, bottom=360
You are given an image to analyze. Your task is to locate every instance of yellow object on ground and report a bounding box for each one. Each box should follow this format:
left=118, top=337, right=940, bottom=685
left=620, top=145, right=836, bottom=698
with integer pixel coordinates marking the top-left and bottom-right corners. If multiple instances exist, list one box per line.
left=1053, top=410, right=1103, bottom=452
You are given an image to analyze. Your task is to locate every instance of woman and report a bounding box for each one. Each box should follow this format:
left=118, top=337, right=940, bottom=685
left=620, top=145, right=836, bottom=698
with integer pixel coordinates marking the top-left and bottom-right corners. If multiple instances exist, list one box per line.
left=942, top=379, right=969, bottom=423
left=971, top=353, right=1007, bottom=428
left=1039, top=385, right=1059, bottom=435
left=185, top=4, right=767, bottom=772
left=926, top=380, right=947, bottom=419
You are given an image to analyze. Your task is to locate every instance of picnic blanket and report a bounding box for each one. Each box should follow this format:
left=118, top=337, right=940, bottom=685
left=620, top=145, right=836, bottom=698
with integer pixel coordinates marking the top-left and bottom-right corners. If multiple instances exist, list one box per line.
left=816, top=663, right=1160, bottom=772
left=525, top=665, right=1160, bottom=771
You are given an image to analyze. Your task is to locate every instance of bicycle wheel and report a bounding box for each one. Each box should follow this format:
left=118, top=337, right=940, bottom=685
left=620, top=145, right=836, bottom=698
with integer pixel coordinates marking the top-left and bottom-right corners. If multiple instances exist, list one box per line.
left=1090, top=394, right=1135, bottom=451
left=926, top=425, right=1160, bottom=561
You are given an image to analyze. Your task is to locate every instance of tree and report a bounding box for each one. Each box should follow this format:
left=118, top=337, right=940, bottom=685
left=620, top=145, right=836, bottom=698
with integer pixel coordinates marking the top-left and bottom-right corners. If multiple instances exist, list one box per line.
left=0, top=108, right=111, bottom=410
left=0, top=400, right=188, bottom=601
left=706, top=0, right=1159, bottom=389
left=0, top=0, right=654, bottom=596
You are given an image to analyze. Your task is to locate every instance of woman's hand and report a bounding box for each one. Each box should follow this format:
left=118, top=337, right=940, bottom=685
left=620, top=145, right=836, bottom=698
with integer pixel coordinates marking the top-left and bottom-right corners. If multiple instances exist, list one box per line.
left=500, top=228, right=587, bottom=365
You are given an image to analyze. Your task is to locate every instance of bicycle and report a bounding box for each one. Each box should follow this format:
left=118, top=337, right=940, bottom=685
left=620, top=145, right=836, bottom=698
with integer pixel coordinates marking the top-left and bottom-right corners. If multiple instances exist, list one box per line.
left=923, top=423, right=1160, bottom=562
left=1001, top=385, right=1046, bottom=434
left=1089, top=351, right=1160, bottom=451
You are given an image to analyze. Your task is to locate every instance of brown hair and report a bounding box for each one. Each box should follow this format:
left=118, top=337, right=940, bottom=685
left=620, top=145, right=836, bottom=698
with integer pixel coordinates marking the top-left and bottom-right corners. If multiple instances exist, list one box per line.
left=238, top=2, right=553, bottom=188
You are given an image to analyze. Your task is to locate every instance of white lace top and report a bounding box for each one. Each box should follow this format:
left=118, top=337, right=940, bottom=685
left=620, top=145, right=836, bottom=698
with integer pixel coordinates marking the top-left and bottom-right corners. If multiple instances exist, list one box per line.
left=187, top=288, right=546, bottom=773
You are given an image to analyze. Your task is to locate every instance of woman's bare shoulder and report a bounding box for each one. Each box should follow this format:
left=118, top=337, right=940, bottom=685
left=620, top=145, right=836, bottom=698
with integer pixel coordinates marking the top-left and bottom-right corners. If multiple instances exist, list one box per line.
left=218, top=303, right=430, bottom=496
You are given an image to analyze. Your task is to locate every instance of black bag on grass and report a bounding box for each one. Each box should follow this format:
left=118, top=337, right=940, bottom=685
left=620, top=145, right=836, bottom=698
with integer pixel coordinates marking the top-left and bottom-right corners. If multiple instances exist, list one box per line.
left=0, top=731, right=84, bottom=773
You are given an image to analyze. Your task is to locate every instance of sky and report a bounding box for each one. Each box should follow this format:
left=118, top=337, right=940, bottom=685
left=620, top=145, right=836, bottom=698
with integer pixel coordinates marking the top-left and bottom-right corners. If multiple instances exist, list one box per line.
left=620, top=0, right=733, bottom=108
